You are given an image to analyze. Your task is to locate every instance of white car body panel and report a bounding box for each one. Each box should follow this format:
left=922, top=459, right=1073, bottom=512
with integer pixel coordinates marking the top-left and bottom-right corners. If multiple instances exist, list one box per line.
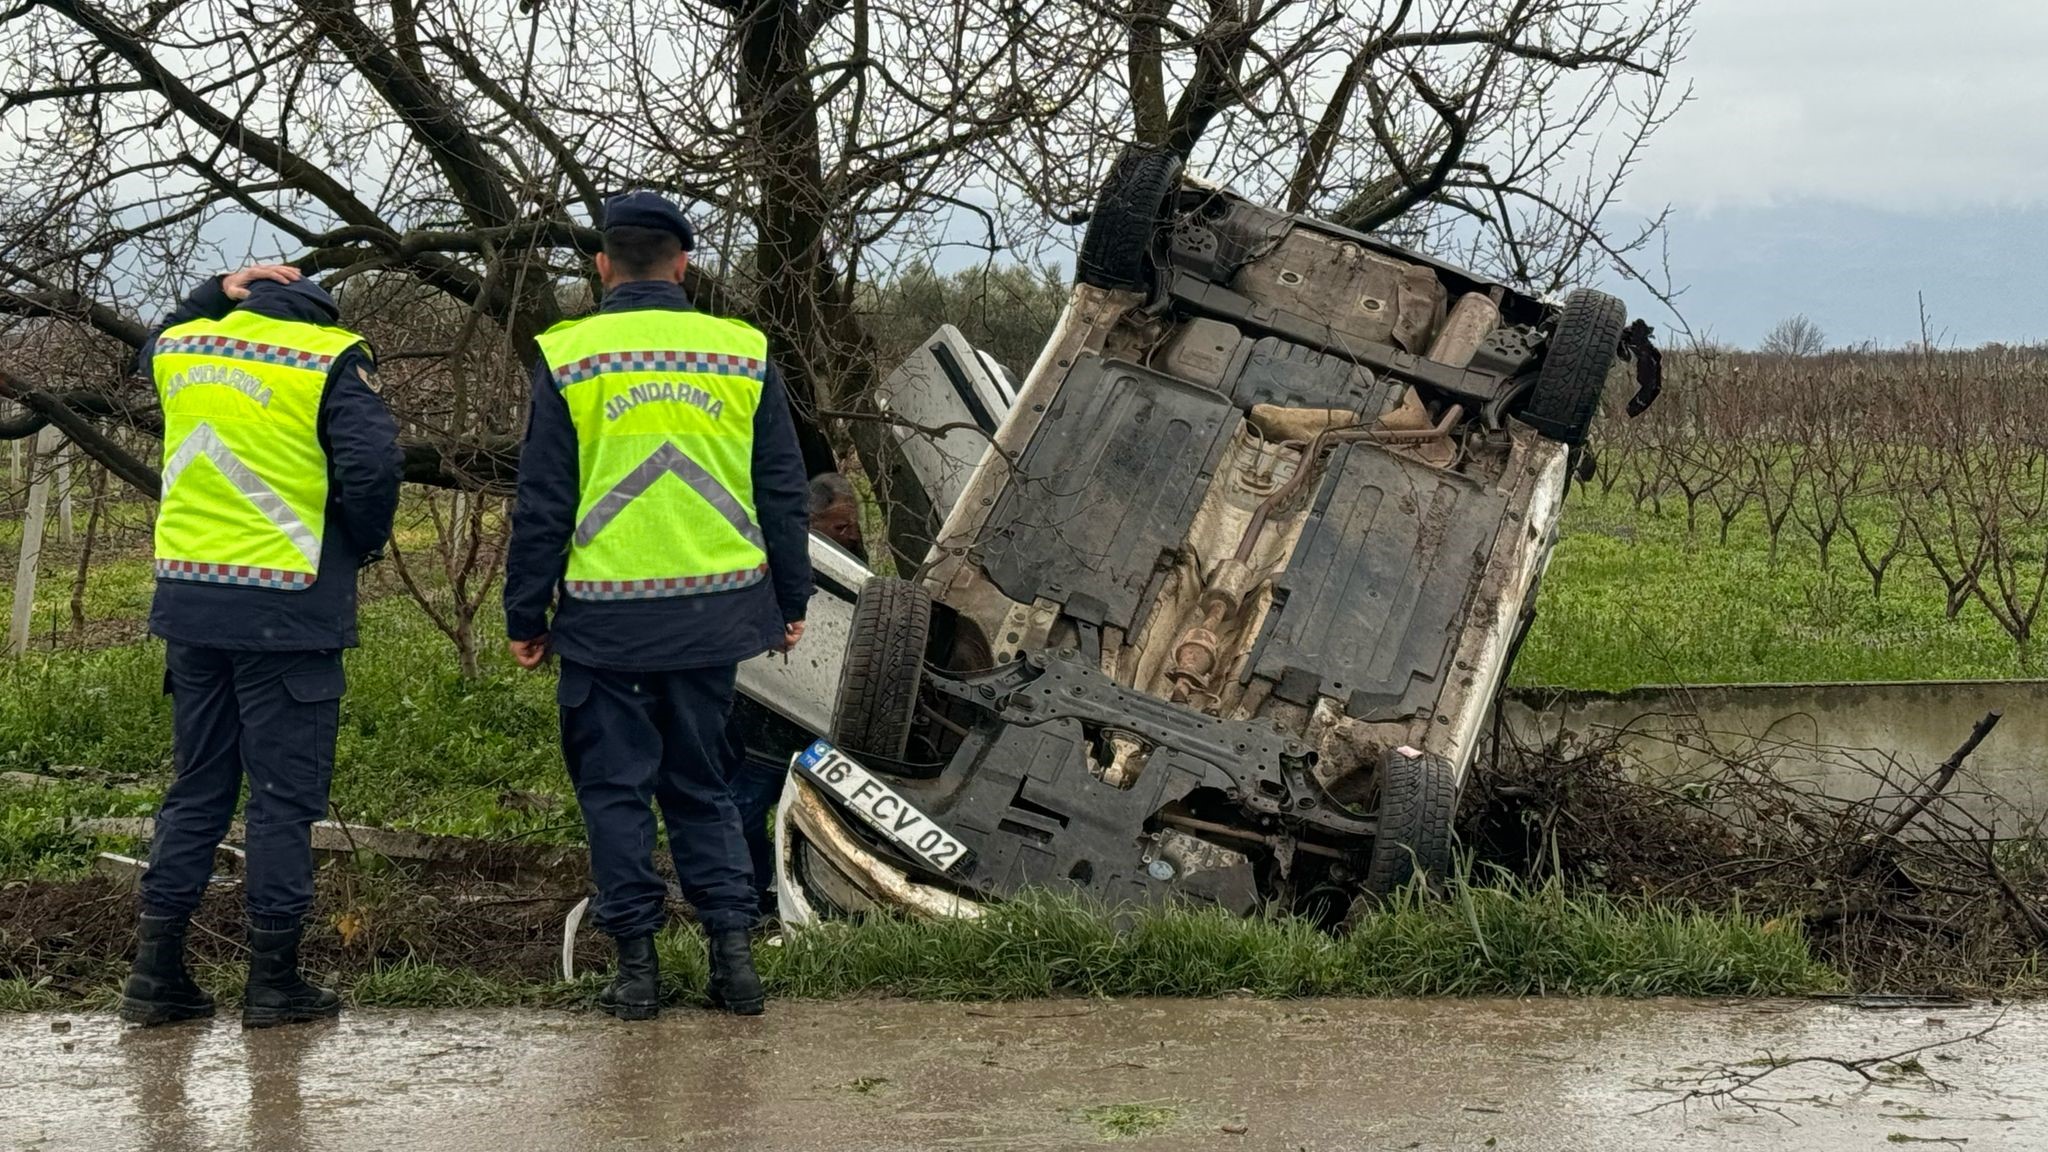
left=874, top=324, right=1017, bottom=519
left=735, top=535, right=875, bottom=736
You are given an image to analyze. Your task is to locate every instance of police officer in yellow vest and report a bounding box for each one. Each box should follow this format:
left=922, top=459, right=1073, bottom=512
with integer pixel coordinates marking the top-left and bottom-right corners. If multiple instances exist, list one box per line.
left=505, top=192, right=813, bottom=1019
left=122, top=265, right=401, bottom=1028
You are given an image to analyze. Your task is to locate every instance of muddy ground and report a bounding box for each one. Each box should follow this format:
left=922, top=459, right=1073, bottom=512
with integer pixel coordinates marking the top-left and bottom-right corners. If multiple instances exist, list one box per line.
left=1, top=848, right=606, bottom=995
left=6, top=998, right=2043, bottom=1150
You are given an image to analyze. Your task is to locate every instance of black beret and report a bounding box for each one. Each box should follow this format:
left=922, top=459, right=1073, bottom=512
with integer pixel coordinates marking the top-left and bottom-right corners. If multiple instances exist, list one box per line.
left=601, top=191, right=696, bottom=251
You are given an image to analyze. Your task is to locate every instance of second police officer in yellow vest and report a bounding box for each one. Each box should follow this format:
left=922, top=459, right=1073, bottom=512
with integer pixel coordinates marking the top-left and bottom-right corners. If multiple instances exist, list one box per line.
left=122, top=267, right=402, bottom=1028
left=505, top=192, right=814, bottom=1019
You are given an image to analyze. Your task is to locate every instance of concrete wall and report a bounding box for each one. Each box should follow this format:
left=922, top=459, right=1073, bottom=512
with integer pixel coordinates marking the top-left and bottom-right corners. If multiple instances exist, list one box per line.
left=1500, top=680, right=2048, bottom=822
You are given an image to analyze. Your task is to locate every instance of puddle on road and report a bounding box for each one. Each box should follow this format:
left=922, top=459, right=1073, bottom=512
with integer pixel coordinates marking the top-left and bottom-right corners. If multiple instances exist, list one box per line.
left=5, top=998, right=2044, bottom=1150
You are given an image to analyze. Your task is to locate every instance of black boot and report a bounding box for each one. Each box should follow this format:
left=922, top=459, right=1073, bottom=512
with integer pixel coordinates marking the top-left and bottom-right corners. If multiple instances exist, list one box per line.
left=118, top=914, right=216, bottom=1026
left=241, top=922, right=340, bottom=1029
left=706, top=929, right=764, bottom=1015
left=599, top=936, right=660, bottom=1021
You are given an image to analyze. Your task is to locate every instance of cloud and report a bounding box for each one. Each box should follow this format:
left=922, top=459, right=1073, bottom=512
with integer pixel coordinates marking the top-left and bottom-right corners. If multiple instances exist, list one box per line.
left=1627, top=0, right=2048, bottom=211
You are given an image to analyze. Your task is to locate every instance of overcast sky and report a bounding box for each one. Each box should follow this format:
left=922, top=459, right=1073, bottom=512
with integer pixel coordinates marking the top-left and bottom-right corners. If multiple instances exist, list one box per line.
left=163, top=0, right=2040, bottom=350
left=1603, top=0, right=2048, bottom=347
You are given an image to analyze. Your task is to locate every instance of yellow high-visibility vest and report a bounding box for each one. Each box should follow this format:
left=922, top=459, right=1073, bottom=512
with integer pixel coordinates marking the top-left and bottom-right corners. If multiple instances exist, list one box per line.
left=151, top=310, right=360, bottom=589
left=536, top=308, right=769, bottom=600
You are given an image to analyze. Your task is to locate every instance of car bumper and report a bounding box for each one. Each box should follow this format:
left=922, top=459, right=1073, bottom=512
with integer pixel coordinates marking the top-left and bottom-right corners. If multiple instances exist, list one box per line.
left=773, top=767, right=985, bottom=927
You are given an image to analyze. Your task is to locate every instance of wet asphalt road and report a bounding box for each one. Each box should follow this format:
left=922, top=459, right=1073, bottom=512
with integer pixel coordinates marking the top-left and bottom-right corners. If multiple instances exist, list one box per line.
left=3, top=998, right=2043, bottom=1150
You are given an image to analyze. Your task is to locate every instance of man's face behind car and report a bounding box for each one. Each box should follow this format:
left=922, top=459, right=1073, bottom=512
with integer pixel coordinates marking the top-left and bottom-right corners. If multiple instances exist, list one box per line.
left=814, top=497, right=865, bottom=559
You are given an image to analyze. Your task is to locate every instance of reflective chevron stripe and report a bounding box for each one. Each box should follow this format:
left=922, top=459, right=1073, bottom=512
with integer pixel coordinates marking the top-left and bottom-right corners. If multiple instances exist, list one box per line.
left=159, top=423, right=322, bottom=570
left=571, top=441, right=766, bottom=550
left=538, top=310, right=771, bottom=599
left=151, top=312, right=348, bottom=588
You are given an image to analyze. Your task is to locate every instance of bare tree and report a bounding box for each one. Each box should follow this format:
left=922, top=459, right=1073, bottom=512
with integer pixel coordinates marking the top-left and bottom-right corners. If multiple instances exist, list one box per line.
left=386, top=492, right=506, bottom=678
left=0, top=0, right=1696, bottom=569
left=1761, top=313, right=1827, bottom=357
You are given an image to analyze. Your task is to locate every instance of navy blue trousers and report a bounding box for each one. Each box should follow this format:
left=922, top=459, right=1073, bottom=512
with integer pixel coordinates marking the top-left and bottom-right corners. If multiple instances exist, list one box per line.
left=559, top=661, right=756, bottom=937
left=141, top=645, right=344, bottom=927
left=721, top=716, right=788, bottom=911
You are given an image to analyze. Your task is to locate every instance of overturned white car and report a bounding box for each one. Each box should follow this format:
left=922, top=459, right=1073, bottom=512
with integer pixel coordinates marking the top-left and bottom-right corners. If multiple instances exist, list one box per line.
left=742, top=151, right=1658, bottom=928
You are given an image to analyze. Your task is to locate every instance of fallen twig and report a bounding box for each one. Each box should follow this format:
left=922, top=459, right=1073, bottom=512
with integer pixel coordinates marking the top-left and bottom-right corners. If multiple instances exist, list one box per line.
left=1642, top=1016, right=2004, bottom=1115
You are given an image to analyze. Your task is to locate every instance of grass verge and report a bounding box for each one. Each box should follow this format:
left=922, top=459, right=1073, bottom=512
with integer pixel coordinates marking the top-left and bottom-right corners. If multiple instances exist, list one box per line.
left=742, top=885, right=1833, bottom=1001
left=0, top=977, right=63, bottom=1012
left=2, top=883, right=1836, bottom=1012
left=0, top=599, right=570, bottom=877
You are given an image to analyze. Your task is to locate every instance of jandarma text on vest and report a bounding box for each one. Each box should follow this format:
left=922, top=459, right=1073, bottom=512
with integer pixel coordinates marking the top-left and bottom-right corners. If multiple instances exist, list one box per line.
left=603, top=380, right=726, bottom=422
left=162, top=364, right=274, bottom=408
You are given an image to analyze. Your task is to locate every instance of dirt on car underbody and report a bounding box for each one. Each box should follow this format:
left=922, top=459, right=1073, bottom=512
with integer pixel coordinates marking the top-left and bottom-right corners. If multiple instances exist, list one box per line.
left=799, top=151, right=1649, bottom=925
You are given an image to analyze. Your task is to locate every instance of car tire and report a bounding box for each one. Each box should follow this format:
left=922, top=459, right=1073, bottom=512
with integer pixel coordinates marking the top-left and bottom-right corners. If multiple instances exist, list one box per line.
left=1520, top=288, right=1629, bottom=446
left=830, top=576, right=932, bottom=764
left=1075, top=145, right=1183, bottom=291
left=1360, top=747, right=1460, bottom=897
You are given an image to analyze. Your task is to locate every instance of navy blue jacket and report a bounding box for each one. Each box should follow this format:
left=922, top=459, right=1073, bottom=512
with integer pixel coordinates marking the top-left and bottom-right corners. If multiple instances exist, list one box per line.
left=139, top=278, right=403, bottom=651
left=503, top=281, right=813, bottom=671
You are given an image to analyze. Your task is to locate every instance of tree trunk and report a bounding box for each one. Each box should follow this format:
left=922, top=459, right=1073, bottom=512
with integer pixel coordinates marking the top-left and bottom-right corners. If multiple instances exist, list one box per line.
left=69, top=465, right=105, bottom=635
left=9, top=426, right=61, bottom=655
left=55, top=445, right=73, bottom=543
left=455, top=614, right=479, bottom=679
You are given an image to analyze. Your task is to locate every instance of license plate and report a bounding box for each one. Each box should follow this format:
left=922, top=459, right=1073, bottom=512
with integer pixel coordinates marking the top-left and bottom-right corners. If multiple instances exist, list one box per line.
left=793, top=741, right=971, bottom=873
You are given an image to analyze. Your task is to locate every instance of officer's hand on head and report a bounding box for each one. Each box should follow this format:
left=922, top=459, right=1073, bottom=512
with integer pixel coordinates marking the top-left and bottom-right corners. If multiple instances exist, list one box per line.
left=221, top=263, right=304, bottom=300
left=508, top=635, right=551, bottom=670
left=781, top=621, right=805, bottom=653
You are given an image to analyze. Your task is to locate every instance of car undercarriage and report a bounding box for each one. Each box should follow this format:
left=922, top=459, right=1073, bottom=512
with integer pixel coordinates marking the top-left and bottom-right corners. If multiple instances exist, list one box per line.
left=759, top=149, right=1659, bottom=927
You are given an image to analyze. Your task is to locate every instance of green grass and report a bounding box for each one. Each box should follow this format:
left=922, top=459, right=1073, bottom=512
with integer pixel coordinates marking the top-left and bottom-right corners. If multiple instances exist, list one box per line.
left=0, top=491, right=488, bottom=655
left=1081, top=1103, right=1178, bottom=1140
left=0, top=475, right=1994, bottom=1003
left=1516, top=484, right=2031, bottom=689
left=0, top=498, right=159, bottom=645
left=329, top=600, right=565, bottom=839
left=4, top=453, right=2033, bottom=698
left=0, top=597, right=570, bottom=876
left=425, top=882, right=1815, bottom=999
left=0, top=885, right=1836, bottom=1012
left=737, top=885, right=1832, bottom=1000
left=0, top=783, right=158, bottom=877
left=0, top=554, right=156, bottom=641
left=0, top=978, right=63, bottom=1012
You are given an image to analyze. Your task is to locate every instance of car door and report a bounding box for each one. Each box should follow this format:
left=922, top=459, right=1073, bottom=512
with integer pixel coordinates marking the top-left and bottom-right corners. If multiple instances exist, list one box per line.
left=875, top=324, right=1018, bottom=518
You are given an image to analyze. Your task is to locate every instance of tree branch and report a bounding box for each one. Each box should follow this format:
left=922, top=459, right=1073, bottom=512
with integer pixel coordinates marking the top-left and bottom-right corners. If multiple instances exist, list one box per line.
left=37, top=0, right=394, bottom=231
left=0, top=365, right=159, bottom=493
left=1332, top=69, right=1469, bottom=234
